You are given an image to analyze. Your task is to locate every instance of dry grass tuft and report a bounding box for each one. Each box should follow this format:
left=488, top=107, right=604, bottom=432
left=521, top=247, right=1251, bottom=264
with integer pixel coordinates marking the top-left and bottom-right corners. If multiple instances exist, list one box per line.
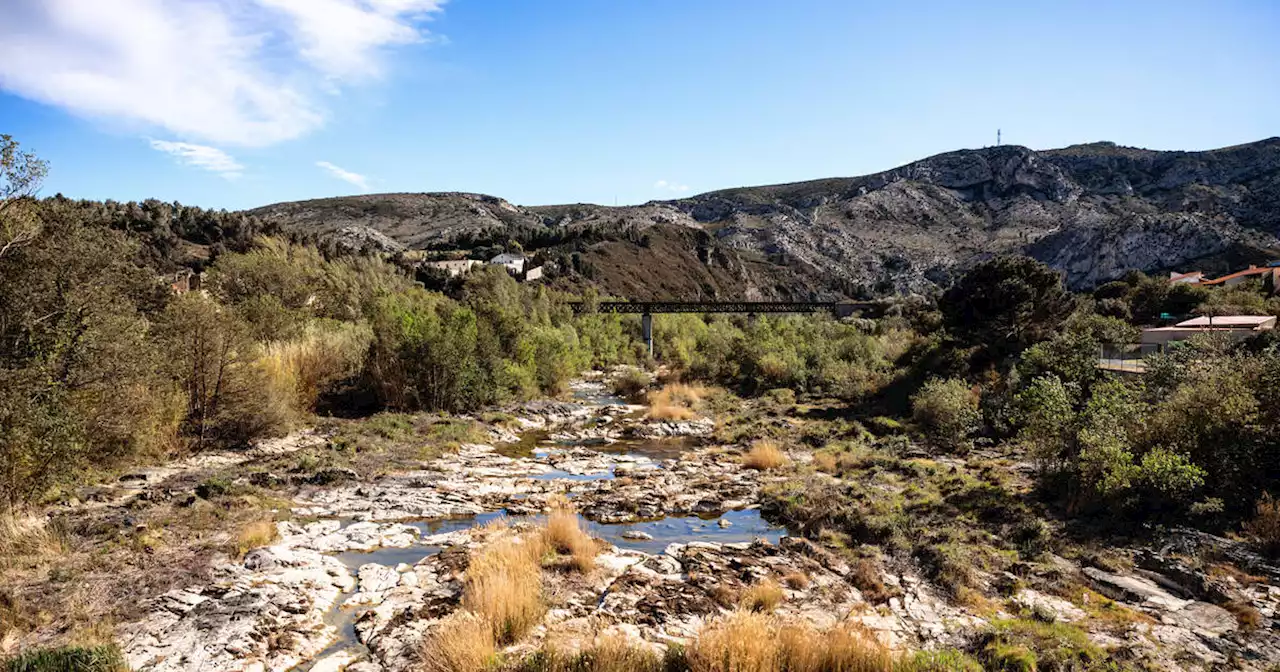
left=688, top=610, right=777, bottom=672
left=0, top=513, right=67, bottom=566
left=258, top=321, right=372, bottom=416
left=742, top=440, right=788, bottom=471
left=647, top=383, right=708, bottom=421
left=782, top=571, right=811, bottom=590
left=419, top=611, right=496, bottom=672
left=815, top=621, right=894, bottom=672
left=233, top=520, right=278, bottom=559
left=1244, top=492, right=1280, bottom=557
left=740, top=579, right=785, bottom=613
left=850, top=559, right=894, bottom=604
left=462, top=533, right=545, bottom=645
left=689, top=612, right=893, bottom=672
left=477, top=515, right=512, bottom=538
left=710, top=584, right=740, bottom=608
left=777, top=623, right=824, bottom=672
left=1224, top=600, right=1263, bottom=631
left=579, top=634, right=663, bottom=672
left=542, top=503, right=599, bottom=574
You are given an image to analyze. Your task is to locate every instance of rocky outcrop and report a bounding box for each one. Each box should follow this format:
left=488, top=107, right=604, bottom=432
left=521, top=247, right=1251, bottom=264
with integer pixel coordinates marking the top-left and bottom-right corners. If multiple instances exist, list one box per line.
left=119, top=520, right=406, bottom=672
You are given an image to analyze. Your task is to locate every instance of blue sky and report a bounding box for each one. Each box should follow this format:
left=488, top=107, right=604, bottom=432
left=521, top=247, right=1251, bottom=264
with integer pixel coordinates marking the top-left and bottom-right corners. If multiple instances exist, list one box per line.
left=1, top=0, right=1277, bottom=210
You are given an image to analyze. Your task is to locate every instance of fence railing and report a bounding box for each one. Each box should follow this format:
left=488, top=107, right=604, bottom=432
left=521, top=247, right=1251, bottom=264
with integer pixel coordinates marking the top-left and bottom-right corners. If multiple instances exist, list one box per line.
left=1098, top=343, right=1163, bottom=372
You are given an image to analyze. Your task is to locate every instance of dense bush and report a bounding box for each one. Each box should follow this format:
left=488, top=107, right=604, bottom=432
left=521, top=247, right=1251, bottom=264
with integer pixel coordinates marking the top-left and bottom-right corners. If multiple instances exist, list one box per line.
left=0, top=209, right=176, bottom=508
left=911, top=378, right=980, bottom=452
left=650, top=313, right=913, bottom=401
left=3, top=644, right=129, bottom=672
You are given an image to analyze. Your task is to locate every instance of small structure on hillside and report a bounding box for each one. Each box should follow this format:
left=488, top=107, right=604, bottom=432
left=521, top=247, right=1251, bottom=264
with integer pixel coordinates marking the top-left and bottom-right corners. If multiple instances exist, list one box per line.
left=524, top=265, right=544, bottom=281
left=420, top=259, right=482, bottom=277
left=170, top=269, right=202, bottom=294
left=1169, top=271, right=1204, bottom=285
left=489, top=253, right=527, bottom=275
left=1140, top=315, right=1276, bottom=347
left=1101, top=315, right=1276, bottom=374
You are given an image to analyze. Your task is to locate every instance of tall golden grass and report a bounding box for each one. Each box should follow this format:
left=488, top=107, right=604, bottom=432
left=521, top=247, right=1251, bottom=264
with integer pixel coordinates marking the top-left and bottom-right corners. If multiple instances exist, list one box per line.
left=419, top=611, right=496, bottom=672
left=462, top=533, right=545, bottom=645
left=688, top=612, right=894, bottom=672
left=233, top=520, right=278, bottom=559
left=740, top=579, right=785, bottom=613
left=742, top=440, right=788, bottom=470
left=646, top=383, right=708, bottom=421
left=575, top=635, right=664, bottom=672
left=542, top=500, right=599, bottom=573
left=688, top=611, right=776, bottom=672
left=258, top=321, right=372, bottom=417
left=0, top=512, right=66, bottom=567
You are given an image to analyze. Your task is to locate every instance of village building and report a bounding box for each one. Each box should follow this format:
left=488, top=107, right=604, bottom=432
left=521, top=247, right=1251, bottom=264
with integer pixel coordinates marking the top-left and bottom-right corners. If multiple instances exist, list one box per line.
left=488, top=253, right=527, bottom=275
left=1140, top=314, right=1277, bottom=347
left=420, top=259, right=483, bottom=277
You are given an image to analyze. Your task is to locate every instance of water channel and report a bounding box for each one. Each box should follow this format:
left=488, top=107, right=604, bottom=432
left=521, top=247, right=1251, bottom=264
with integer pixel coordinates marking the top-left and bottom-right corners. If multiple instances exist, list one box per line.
left=297, top=382, right=786, bottom=669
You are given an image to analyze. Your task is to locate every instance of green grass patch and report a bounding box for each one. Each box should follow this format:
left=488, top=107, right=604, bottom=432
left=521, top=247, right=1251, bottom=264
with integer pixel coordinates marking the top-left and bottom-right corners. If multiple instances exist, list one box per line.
left=4, top=645, right=129, bottom=672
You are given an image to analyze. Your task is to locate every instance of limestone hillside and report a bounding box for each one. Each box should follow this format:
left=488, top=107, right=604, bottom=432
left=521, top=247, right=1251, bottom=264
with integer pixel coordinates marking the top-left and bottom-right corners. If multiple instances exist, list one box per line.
left=249, top=138, right=1280, bottom=299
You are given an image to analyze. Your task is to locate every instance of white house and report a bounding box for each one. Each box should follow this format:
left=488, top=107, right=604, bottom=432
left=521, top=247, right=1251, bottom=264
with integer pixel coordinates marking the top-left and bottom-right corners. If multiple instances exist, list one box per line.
left=1140, top=315, right=1276, bottom=347
left=488, top=253, right=527, bottom=275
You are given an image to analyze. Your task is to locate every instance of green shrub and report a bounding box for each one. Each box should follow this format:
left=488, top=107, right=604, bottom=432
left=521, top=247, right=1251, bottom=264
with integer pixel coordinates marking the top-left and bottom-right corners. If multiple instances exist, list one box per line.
left=611, top=368, right=652, bottom=400
left=978, top=619, right=1110, bottom=672
left=911, top=378, right=980, bottom=452
left=1012, top=375, right=1074, bottom=471
left=899, top=649, right=983, bottom=672
left=4, top=645, right=128, bottom=672
left=763, top=388, right=796, bottom=407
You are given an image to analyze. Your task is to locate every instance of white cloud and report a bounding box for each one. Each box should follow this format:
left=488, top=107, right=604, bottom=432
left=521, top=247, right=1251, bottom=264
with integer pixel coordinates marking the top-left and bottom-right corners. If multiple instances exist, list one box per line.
left=150, top=140, right=244, bottom=179
left=654, top=179, right=690, bottom=193
left=0, top=0, right=447, bottom=147
left=316, top=161, right=370, bottom=191
left=258, top=0, right=445, bottom=81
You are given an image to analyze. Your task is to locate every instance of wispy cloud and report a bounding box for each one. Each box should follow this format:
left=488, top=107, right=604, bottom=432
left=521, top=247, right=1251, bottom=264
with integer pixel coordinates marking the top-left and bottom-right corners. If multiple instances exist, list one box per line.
left=149, top=140, right=244, bottom=179
left=654, top=179, right=690, bottom=193
left=0, top=0, right=447, bottom=147
left=316, top=160, right=370, bottom=191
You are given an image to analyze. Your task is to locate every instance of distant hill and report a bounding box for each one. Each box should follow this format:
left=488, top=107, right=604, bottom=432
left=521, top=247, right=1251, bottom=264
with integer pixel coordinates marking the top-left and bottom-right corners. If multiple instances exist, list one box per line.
left=248, top=138, right=1280, bottom=299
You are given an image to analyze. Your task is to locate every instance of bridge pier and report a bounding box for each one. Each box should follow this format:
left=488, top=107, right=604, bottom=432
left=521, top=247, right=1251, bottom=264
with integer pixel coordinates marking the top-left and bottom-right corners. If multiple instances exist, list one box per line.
left=642, top=312, right=653, bottom=358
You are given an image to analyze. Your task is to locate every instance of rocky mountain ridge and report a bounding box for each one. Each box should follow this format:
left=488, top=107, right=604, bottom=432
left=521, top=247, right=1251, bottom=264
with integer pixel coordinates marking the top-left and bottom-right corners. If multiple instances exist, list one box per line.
left=251, top=138, right=1280, bottom=298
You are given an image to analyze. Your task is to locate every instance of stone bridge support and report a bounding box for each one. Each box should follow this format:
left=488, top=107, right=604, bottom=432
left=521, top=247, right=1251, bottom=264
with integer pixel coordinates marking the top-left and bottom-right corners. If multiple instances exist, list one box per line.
left=642, top=312, right=653, bottom=358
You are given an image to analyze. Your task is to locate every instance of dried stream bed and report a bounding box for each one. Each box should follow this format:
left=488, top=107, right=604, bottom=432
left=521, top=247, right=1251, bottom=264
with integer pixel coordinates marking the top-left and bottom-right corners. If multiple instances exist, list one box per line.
left=114, top=377, right=1280, bottom=672
left=118, top=379, right=791, bottom=672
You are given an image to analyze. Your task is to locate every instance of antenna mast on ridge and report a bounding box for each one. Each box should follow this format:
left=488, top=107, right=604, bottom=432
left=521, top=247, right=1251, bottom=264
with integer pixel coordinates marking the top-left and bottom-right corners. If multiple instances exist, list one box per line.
left=997, top=129, right=1002, bottom=146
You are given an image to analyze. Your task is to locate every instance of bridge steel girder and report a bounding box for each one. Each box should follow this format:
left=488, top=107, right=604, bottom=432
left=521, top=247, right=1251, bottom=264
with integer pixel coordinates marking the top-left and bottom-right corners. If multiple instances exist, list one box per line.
left=570, top=301, right=873, bottom=315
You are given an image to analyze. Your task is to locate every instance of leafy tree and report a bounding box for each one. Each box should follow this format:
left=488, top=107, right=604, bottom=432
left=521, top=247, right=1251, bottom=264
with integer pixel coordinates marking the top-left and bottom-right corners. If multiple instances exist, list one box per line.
left=1012, top=375, right=1074, bottom=471
left=0, top=206, right=170, bottom=507
left=911, top=377, right=981, bottom=452
left=155, top=293, right=285, bottom=450
left=941, top=256, right=1075, bottom=357
left=1073, top=379, right=1144, bottom=500
left=0, top=135, right=49, bottom=260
